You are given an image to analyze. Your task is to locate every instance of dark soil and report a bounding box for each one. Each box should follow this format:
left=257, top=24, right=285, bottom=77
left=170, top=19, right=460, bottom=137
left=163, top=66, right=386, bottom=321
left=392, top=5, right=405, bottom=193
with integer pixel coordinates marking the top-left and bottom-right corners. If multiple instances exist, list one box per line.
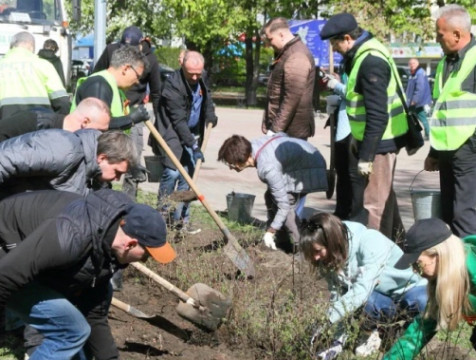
left=2, top=220, right=476, bottom=360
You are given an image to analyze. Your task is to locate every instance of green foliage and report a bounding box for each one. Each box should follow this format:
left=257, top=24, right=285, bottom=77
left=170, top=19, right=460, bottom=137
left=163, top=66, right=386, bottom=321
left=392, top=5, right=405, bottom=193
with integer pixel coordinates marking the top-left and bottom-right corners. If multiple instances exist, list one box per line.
left=155, top=47, right=181, bottom=69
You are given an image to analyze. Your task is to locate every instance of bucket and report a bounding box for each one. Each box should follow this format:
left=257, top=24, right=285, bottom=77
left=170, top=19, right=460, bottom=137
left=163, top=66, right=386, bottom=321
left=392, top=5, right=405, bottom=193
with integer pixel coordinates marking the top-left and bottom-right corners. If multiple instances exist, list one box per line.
left=410, top=171, right=441, bottom=221
left=226, top=192, right=255, bottom=224
left=144, top=156, right=163, bottom=183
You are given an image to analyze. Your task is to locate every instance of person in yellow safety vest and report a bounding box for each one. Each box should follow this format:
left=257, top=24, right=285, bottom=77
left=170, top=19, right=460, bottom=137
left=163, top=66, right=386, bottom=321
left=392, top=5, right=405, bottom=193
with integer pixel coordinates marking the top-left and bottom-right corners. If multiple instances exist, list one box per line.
left=0, top=31, right=70, bottom=119
left=71, top=45, right=150, bottom=131
left=424, top=5, right=476, bottom=238
left=320, top=13, right=408, bottom=242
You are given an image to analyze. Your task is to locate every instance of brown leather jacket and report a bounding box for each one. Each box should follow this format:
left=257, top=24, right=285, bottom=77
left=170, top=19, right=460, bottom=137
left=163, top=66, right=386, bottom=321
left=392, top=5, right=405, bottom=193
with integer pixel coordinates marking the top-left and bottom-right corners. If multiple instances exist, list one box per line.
left=262, top=36, right=316, bottom=139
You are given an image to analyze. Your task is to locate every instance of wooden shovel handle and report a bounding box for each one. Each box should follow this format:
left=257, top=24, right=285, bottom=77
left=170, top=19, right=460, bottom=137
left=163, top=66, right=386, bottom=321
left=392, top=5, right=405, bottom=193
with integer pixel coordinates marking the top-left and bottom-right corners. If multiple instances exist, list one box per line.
left=145, top=120, right=255, bottom=278
left=111, top=297, right=131, bottom=312
left=131, top=262, right=199, bottom=307
left=192, top=122, right=213, bottom=182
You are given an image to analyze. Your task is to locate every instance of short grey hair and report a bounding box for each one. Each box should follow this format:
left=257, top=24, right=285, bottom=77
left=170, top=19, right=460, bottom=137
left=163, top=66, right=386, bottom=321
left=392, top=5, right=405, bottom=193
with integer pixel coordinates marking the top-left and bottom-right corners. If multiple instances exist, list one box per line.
left=110, top=45, right=148, bottom=71
left=10, top=31, right=35, bottom=51
left=97, top=131, right=137, bottom=167
left=437, top=4, right=471, bottom=33
left=182, top=50, right=204, bottom=67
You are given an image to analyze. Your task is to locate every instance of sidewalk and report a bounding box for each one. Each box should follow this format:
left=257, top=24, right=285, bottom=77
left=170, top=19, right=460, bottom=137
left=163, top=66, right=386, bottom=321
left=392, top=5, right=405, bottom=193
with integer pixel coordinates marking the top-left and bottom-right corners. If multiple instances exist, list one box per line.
left=138, top=106, right=439, bottom=231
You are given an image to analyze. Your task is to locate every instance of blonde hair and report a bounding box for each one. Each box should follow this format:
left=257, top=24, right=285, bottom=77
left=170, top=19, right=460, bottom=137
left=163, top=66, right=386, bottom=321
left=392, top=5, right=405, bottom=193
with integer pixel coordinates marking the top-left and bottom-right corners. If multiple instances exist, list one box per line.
left=424, top=234, right=471, bottom=330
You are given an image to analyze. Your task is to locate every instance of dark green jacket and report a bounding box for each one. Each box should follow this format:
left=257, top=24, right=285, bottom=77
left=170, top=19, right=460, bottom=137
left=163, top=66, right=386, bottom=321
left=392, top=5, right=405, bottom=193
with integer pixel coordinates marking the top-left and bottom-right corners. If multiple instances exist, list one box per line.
left=383, top=235, right=476, bottom=359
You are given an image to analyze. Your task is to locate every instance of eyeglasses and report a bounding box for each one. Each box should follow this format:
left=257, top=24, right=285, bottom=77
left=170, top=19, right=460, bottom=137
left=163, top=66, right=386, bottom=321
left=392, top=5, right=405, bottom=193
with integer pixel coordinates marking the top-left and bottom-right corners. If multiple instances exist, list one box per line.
left=130, top=65, right=141, bottom=80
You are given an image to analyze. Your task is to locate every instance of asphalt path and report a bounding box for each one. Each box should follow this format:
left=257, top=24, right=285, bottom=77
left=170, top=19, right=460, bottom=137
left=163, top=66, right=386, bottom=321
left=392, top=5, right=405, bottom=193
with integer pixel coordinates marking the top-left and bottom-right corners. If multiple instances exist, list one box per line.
left=137, top=106, right=440, bottom=231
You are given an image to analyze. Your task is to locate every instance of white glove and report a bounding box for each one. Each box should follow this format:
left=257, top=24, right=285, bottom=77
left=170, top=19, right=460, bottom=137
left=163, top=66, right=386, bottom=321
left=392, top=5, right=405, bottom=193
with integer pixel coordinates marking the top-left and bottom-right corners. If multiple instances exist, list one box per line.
left=358, top=160, right=373, bottom=176
left=263, top=231, right=277, bottom=250
left=310, top=325, right=324, bottom=353
left=326, top=78, right=339, bottom=90
left=424, top=104, right=432, bottom=116
left=316, top=340, right=344, bottom=360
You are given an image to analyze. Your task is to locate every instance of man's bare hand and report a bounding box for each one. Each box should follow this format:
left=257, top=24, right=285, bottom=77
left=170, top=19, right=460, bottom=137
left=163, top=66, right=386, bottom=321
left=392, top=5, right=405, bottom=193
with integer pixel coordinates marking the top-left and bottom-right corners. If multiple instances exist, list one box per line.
left=424, top=156, right=439, bottom=171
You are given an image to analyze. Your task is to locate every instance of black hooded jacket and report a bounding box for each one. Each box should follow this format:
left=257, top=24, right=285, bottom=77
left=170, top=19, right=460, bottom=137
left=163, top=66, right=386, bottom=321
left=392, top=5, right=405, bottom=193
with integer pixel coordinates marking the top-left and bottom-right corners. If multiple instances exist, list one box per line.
left=0, top=189, right=134, bottom=359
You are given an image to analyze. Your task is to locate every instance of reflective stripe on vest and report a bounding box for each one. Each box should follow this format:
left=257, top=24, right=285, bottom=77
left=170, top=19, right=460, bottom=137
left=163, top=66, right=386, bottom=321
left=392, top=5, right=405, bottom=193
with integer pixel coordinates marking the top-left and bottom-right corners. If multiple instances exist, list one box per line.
left=346, top=38, right=408, bottom=141
left=430, top=45, right=476, bottom=150
left=71, top=70, right=128, bottom=117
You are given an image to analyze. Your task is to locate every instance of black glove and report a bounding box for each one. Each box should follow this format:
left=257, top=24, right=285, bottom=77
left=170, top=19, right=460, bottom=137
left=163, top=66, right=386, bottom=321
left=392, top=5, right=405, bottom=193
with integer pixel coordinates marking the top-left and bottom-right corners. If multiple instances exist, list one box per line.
left=129, top=105, right=150, bottom=124
left=129, top=164, right=149, bottom=183
left=193, top=148, right=205, bottom=163
left=207, top=116, right=218, bottom=128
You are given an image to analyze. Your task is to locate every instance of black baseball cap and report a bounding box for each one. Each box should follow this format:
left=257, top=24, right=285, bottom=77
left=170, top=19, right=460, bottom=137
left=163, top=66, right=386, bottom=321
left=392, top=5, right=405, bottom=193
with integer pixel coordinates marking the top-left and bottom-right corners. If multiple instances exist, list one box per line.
left=320, top=13, right=358, bottom=40
left=121, top=26, right=143, bottom=46
left=394, top=218, right=453, bottom=269
left=122, top=203, right=176, bottom=264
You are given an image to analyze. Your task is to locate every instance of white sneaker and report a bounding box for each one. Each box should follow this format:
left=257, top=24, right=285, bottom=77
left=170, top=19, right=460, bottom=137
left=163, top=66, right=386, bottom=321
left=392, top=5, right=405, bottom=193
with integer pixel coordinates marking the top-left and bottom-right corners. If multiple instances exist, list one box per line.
left=355, top=329, right=381, bottom=357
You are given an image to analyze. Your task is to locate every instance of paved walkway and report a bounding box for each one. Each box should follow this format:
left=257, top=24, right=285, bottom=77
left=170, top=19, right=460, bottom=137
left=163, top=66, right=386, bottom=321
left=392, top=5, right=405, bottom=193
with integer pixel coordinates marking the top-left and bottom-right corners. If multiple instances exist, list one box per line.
left=137, top=106, right=440, bottom=230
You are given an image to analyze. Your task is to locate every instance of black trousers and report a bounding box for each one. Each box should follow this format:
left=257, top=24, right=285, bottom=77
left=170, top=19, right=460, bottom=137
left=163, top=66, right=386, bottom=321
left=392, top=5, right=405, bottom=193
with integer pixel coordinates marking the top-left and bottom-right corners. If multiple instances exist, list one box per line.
left=439, top=133, right=476, bottom=237
left=334, top=134, right=352, bottom=220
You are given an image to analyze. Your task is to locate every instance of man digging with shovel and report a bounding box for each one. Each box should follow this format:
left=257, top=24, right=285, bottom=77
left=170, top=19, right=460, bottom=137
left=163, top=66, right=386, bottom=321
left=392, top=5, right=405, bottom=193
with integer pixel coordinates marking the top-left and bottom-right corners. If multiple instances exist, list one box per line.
left=149, top=50, right=217, bottom=235
left=0, top=189, right=176, bottom=359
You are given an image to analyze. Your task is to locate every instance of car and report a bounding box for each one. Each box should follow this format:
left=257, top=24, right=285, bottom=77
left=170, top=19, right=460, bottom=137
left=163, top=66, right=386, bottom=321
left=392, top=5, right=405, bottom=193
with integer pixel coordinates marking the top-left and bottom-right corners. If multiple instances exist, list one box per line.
left=71, top=59, right=92, bottom=78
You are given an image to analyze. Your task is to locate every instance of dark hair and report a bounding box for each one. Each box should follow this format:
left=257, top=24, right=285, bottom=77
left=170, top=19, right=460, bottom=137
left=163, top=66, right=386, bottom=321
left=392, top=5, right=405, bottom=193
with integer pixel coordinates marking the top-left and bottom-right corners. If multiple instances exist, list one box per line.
left=97, top=131, right=137, bottom=166
left=300, top=213, right=349, bottom=272
left=110, top=45, right=149, bottom=72
left=332, top=27, right=363, bottom=41
left=261, top=17, right=289, bottom=36
left=218, top=135, right=252, bottom=165
left=43, top=39, right=59, bottom=52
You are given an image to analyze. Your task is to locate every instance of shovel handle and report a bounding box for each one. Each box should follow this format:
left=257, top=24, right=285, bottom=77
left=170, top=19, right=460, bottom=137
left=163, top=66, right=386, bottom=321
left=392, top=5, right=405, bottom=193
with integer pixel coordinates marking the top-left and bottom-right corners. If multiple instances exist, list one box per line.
left=131, top=262, right=200, bottom=308
left=192, top=122, right=213, bottom=182
left=111, top=297, right=131, bottom=312
left=145, top=120, right=255, bottom=278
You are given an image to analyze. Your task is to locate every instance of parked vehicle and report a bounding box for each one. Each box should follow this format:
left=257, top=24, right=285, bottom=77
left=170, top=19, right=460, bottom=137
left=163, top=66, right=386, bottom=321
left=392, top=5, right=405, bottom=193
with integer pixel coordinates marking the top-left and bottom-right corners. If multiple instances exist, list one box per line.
left=0, top=0, right=72, bottom=87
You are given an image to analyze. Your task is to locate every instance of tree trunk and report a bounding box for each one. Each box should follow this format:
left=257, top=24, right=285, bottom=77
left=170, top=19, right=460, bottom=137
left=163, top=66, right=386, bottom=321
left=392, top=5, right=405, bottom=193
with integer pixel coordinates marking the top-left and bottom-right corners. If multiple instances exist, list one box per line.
left=245, top=29, right=260, bottom=107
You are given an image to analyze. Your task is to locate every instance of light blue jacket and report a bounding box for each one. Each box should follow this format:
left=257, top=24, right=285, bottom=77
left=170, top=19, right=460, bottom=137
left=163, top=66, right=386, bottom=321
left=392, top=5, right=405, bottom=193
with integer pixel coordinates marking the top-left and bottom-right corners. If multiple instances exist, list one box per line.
left=332, top=76, right=351, bottom=142
left=405, top=67, right=432, bottom=108
left=325, top=221, right=427, bottom=324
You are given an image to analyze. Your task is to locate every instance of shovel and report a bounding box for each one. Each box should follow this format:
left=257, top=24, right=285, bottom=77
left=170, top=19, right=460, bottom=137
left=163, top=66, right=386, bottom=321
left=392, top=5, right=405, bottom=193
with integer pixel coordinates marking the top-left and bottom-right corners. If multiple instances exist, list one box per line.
left=131, top=262, right=231, bottom=331
left=326, top=111, right=336, bottom=200
left=145, top=120, right=256, bottom=278
left=111, top=297, right=154, bottom=319
left=169, top=122, right=213, bottom=202
left=110, top=297, right=192, bottom=340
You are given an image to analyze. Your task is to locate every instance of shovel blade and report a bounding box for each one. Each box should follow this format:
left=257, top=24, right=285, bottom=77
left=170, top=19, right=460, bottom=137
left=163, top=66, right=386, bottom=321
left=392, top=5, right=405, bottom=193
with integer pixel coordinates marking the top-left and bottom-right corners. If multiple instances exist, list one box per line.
left=169, top=190, right=197, bottom=202
left=176, top=283, right=232, bottom=331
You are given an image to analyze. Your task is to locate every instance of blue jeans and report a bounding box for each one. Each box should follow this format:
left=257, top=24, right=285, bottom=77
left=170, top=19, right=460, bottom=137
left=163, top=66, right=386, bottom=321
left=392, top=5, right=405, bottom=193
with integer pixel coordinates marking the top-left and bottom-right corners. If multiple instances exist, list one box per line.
left=158, top=146, right=195, bottom=223
left=363, top=286, right=427, bottom=327
left=415, top=107, right=430, bottom=138
left=7, top=282, right=90, bottom=359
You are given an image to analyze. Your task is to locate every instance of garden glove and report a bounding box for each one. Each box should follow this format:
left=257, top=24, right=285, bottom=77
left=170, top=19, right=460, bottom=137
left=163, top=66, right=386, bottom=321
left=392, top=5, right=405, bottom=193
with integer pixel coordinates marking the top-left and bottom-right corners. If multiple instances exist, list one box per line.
left=192, top=143, right=205, bottom=163
left=129, top=104, right=150, bottom=124
left=358, top=160, right=373, bottom=176
left=263, top=231, right=277, bottom=250
left=324, top=73, right=339, bottom=90
left=309, top=324, right=325, bottom=354
left=316, top=340, right=343, bottom=360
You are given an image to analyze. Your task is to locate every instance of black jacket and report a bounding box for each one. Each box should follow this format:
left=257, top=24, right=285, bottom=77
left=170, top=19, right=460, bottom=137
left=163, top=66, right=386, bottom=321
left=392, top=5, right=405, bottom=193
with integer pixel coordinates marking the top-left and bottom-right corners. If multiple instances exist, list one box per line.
left=0, top=189, right=133, bottom=359
left=0, top=110, right=64, bottom=142
left=149, top=69, right=218, bottom=169
left=343, top=33, right=406, bottom=161
left=38, top=49, right=66, bottom=86
left=93, top=39, right=161, bottom=114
